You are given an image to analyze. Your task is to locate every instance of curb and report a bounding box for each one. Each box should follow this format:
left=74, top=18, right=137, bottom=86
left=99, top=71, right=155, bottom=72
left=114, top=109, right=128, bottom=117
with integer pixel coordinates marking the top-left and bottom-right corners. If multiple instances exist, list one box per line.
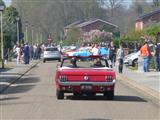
left=0, top=60, right=40, bottom=93
left=117, top=74, right=160, bottom=103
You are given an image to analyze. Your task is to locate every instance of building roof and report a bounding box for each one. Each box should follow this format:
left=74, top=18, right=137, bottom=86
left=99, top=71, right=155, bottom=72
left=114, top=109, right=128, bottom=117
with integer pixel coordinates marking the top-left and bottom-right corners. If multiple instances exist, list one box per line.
left=64, top=18, right=118, bottom=29
left=136, top=9, right=160, bottom=21
left=76, top=19, right=118, bottom=28
left=64, top=20, right=84, bottom=29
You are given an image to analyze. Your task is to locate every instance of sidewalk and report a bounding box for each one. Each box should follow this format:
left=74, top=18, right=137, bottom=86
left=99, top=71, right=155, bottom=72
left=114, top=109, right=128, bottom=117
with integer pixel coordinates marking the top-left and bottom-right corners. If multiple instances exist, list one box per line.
left=0, top=59, right=40, bottom=93
left=115, top=66, right=160, bottom=102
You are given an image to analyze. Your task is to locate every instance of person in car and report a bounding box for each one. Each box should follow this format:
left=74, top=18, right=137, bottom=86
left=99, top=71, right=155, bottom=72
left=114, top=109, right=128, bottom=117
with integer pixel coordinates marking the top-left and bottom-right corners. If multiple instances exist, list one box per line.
left=70, top=57, right=77, bottom=68
left=93, top=58, right=104, bottom=67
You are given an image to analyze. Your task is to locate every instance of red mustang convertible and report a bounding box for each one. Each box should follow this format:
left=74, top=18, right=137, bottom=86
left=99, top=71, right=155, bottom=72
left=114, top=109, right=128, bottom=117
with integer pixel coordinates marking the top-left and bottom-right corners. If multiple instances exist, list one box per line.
left=55, top=55, right=116, bottom=100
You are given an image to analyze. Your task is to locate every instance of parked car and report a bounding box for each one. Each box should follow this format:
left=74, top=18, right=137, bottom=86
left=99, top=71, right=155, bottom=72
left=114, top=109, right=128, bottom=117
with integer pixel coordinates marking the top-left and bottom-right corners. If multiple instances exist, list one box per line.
left=54, top=55, right=116, bottom=100
left=43, top=47, right=61, bottom=63
left=124, top=51, right=140, bottom=67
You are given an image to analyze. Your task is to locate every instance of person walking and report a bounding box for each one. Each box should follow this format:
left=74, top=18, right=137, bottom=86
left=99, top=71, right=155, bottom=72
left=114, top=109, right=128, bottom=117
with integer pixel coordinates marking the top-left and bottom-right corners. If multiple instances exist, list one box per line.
left=140, top=40, right=152, bottom=72
left=116, top=45, right=124, bottom=73
left=23, top=43, right=30, bottom=64
left=16, top=44, right=22, bottom=64
left=109, top=43, right=116, bottom=67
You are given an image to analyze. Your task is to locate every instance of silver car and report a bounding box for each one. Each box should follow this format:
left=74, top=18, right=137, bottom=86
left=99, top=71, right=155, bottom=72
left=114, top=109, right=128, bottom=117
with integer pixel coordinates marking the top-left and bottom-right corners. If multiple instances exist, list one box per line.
left=43, top=47, right=61, bottom=63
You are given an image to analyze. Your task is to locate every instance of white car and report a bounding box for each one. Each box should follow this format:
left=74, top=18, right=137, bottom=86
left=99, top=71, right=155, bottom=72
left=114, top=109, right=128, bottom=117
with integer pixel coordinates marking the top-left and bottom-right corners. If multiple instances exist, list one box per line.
left=43, top=47, right=61, bottom=63
left=124, top=51, right=140, bottom=67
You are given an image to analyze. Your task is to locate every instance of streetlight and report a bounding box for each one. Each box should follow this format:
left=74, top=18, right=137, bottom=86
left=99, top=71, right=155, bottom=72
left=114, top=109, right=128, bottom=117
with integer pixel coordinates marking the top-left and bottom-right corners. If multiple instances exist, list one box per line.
left=25, top=21, right=28, bottom=43
left=0, top=4, right=5, bottom=69
left=16, top=17, right=20, bottom=44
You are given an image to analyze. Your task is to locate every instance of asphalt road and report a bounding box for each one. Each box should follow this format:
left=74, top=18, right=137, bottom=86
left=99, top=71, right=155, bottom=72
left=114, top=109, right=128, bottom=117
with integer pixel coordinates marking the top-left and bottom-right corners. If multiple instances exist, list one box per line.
left=1, top=61, right=159, bottom=120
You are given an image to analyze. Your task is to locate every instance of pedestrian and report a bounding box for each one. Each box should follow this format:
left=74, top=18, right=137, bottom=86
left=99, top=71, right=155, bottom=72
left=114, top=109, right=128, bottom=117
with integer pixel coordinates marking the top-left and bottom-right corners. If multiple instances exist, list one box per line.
left=23, top=43, right=30, bottom=64
left=140, top=40, right=152, bottom=72
left=91, top=44, right=100, bottom=56
left=116, top=45, right=124, bottom=73
left=16, top=44, right=21, bottom=64
left=37, top=45, right=42, bottom=59
left=29, top=44, right=34, bottom=60
left=109, top=42, right=116, bottom=67
left=153, top=42, right=160, bottom=71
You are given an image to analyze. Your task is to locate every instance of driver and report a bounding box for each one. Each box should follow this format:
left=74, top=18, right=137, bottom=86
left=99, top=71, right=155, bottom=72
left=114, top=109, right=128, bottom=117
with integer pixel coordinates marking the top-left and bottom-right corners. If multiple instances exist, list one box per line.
left=93, top=58, right=103, bottom=67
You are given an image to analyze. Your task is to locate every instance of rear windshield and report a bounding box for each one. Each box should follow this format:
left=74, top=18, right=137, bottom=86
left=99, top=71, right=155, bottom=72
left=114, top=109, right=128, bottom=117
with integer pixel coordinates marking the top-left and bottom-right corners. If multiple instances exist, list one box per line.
left=45, top=48, right=58, bottom=51
left=62, top=58, right=107, bottom=68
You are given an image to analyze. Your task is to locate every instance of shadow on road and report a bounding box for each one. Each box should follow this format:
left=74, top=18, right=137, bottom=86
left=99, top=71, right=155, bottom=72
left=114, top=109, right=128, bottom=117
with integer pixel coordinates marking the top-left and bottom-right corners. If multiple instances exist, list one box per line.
left=0, top=68, right=13, bottom=72
left=0, top=97, right=20, bottom=101
left=1, top=77, right=40, bottom=95
left=66, top=95, right=147, bottom=102
left=80, top=118, right=111, bottom=120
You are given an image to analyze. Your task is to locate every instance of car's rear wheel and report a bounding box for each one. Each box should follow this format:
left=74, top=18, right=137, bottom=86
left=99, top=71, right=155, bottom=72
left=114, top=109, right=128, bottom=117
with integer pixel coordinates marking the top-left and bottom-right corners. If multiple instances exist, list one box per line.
left=43, top=59, right=46, bottom=63
left=58, top=59, right=61, bottom=62
left=104, top=91, right=114, bottom=100
left=56, top=90, right=64, bottom=100
left=132, top=59, right=138, bottom=67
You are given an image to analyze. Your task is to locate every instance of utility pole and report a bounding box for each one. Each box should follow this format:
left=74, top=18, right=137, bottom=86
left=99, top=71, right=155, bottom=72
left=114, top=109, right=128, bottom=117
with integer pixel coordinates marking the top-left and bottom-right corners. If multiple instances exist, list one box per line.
left=0, top=5, right=4, bottom=68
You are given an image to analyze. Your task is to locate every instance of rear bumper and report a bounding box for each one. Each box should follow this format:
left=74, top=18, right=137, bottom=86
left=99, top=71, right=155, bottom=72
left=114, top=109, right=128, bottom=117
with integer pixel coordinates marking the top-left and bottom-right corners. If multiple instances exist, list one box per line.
left=59, top=79, right=116, bottom=86
left=43, top=57, right=60, bottom=60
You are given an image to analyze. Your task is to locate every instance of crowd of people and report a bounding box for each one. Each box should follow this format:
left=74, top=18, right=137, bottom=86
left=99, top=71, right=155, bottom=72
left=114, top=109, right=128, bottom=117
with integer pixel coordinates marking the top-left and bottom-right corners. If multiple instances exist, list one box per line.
left=12, top=36, right=159, bottom=73
left=139, top=36, right=160, bottom=72
left=68, top=38, right=159, bottom=73
left=13, top=43, right=43, bottom=65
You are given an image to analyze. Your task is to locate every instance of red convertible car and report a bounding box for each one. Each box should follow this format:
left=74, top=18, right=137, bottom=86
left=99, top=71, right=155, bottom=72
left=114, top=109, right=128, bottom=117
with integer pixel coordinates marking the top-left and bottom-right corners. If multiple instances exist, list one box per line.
left=55, top=55, right=116, bottom=100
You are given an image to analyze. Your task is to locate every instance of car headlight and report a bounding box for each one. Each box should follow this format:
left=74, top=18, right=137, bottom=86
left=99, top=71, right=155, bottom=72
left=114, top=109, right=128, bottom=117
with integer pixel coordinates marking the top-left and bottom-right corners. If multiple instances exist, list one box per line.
left=59, top=75, right=68, bottom=82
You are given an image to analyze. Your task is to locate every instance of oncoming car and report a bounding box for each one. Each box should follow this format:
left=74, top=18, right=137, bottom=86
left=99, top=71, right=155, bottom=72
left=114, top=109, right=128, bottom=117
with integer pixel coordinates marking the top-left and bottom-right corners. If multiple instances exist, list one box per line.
left=43, top=47, right=61, bottom=63
left=54, top=55, right=116, bottom=100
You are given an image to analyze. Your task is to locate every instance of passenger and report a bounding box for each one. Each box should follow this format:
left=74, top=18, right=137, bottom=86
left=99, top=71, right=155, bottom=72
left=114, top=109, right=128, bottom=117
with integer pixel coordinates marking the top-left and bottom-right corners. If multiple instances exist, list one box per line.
left=70, top=57, right=77, bottom=68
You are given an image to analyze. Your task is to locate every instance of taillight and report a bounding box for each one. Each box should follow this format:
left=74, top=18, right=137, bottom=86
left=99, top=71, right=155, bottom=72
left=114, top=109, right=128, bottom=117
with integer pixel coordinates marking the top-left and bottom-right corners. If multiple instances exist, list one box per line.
left=59, top=75, right=67, bottom=82
left=105, top=75, right=113, bottom=82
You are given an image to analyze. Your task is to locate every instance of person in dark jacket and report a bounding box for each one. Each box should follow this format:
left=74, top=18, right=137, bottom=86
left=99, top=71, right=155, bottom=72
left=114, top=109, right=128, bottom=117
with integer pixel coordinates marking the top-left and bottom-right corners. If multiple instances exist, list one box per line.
left=23, top=43, right=30, bottom=64
left=153, top=42, right=160, bottom=71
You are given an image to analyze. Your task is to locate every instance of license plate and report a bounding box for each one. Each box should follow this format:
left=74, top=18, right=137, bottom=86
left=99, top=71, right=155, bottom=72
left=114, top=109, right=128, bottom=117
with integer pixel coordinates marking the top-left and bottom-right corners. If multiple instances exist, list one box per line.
left=81, top=84, right=92, bottom=90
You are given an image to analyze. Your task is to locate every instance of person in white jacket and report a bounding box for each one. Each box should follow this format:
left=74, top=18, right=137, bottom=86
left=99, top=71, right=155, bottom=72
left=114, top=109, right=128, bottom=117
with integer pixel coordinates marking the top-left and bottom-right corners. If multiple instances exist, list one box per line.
left=16, top=44, right=22, bottom=64
left=116, top=45, right=124, bottom=73
left=91, top=44, right=100, bottom=55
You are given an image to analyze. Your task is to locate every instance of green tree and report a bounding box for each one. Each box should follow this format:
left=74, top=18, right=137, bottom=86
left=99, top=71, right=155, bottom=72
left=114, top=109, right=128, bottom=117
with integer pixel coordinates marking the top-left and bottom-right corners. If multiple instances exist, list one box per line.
left=64, top=28, right=82, bottom=46
left=12, top=0, right=106, bottom=42
left=3, top=6, right=22, bottom=54
left=144, top=23, right=160, bottom=42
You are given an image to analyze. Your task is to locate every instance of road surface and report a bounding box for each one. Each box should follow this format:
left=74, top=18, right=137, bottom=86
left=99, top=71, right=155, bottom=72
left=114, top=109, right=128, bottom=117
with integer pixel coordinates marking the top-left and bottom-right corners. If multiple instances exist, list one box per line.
left=1, top=61, right=159, bottom=120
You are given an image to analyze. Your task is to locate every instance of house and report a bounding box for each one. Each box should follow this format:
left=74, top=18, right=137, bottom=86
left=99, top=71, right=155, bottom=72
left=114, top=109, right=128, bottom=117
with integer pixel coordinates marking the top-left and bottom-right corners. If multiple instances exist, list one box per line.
left=64, top=18, right=118, bottom=42
left=64, top=18, right=118, bottom=34
left=135, top=9, right=160, bottom=31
